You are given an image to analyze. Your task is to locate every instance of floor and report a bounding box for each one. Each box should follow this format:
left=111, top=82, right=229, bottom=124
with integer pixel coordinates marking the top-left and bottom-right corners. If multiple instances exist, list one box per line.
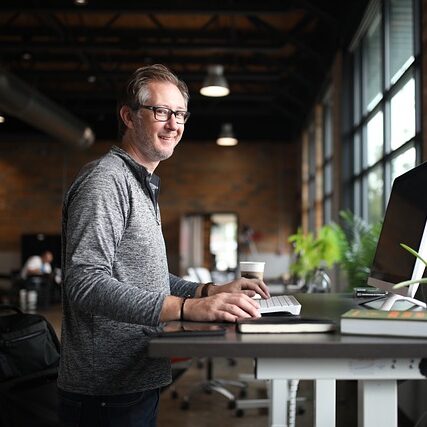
left=159, top=357, right=307, bottom=427
left=157, top=360, right=365, bottom=427
left=37, top=303, right=360, bottom=427
left=2, top=299, right=422, bottom=427
left=5, top=297, right=423, bottom=426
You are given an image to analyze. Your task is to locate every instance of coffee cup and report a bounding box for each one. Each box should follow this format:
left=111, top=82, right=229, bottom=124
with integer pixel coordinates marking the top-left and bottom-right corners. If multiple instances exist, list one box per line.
left=239, top=261, right=265, bottom=280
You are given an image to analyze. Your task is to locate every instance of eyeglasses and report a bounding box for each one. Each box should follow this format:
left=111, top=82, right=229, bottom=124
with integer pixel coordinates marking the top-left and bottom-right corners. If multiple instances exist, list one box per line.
left=140, top=105, right=190, bottom=124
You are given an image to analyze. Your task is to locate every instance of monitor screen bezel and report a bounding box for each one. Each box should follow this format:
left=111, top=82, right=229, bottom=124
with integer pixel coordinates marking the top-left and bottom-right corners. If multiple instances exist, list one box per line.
left=367, top=162, right=427, bottom=299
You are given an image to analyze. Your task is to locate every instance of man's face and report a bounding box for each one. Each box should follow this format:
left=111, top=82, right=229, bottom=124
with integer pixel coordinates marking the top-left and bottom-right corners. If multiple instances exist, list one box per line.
left=43, top=252, right=53, bottom=263
left=130, top=81, right=187, bottom=164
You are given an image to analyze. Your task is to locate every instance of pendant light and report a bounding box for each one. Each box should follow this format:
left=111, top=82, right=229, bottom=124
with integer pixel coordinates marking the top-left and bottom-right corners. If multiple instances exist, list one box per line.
left=200, top=65, right=230, bottom=97
left=216, top=123, right=238, bottom=146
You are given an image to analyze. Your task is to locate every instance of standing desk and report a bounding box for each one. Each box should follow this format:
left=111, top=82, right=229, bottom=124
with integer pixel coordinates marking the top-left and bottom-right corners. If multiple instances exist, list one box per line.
left=148, top=293, right=427, bottom=427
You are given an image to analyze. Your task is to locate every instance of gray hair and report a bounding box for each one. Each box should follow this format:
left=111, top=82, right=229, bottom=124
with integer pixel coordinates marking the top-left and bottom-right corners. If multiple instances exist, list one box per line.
left=117, top=64, right=190, bottom=138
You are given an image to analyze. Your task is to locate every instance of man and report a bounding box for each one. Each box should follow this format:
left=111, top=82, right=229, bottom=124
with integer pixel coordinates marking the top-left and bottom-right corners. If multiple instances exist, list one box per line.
left=21, top=250, right=53, bottom=279
left=19, top=250, right=54, bottom=309
left=57, top=64, right=269, bottom=426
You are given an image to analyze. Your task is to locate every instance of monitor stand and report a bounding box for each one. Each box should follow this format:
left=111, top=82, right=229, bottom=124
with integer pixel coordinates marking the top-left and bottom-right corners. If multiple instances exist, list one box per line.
left=366, top=217, right=427, bottom=311
left=376, top=293, right=426, bottom=311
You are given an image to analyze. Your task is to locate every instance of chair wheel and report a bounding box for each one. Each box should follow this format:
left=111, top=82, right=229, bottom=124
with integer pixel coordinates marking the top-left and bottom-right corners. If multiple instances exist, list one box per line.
left=228, top=399, right=236, bottom=410
left=171, top=390, right=179, bottom=399
left=180, top=400, right=190, bottom=410
left=236, top=409, right=244, bottom=417
left=239, top=389, right=247, bottom=398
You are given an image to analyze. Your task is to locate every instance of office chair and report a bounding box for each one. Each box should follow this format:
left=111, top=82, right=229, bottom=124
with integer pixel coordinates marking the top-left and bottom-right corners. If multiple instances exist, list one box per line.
left=0, top=304, right=61, bottom=427
left=161, top=357, right=193, bottom=399
left=180, top=357, right=247, bottom=410
left=0, top=366, right=60, bottom=427
left=186, top=267, right=212, bottom=283
left=178, top=267, right=248, bottom=409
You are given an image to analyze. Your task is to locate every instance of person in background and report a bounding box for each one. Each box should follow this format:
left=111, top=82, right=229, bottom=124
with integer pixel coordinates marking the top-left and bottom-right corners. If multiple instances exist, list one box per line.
left=20, top=250, right=53, bottom=279
left=19, top=250, right=54, bottom=310
left=57, top=64, right=270, bottom=427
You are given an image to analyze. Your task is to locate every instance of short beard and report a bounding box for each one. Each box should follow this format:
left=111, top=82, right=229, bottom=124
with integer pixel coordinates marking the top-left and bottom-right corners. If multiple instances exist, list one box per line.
left=145, top=143, right=175, bottom=162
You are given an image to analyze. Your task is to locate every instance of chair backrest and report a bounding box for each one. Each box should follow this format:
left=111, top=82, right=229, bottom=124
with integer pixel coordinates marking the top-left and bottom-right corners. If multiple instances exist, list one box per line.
left=0, top=305, right=60, bottom=381
left=187, top=267, right=212, bottom=283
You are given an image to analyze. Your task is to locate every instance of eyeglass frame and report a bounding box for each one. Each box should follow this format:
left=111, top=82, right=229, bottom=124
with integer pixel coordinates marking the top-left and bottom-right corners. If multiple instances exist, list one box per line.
left=136, top=105, right=191, bottom=124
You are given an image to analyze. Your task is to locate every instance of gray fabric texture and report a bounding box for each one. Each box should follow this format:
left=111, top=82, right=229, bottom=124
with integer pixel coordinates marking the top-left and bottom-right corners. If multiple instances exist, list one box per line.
left=58, top=145, right=199, bottom=395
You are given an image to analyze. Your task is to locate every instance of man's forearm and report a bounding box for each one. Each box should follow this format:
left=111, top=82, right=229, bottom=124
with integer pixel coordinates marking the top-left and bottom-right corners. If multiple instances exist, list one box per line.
left=160, top=295, right=186, bottom=322
left=160, top=282, right=214, bottom=321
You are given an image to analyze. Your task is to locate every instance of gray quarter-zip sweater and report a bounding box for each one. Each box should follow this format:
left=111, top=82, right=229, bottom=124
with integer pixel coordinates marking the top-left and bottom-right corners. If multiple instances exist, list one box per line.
left=58, top=145, right=199, bottom=395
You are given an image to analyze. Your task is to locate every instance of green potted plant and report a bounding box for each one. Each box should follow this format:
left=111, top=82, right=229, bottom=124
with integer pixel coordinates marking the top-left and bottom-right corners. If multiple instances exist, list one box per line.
left=334, top=210, right=382, bottom=290
left=288, top=224, right=342, bottom=287
left=288, top=211, right=382, bottom=291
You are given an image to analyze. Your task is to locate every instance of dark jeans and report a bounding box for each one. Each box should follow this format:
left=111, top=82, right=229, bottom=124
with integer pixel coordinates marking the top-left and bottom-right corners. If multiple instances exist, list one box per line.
left=57, top=388, right=160, bottom=427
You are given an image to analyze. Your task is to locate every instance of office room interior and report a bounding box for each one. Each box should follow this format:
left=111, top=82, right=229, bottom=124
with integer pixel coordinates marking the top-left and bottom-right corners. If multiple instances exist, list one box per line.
left=1, top=1, right=427, bottom=427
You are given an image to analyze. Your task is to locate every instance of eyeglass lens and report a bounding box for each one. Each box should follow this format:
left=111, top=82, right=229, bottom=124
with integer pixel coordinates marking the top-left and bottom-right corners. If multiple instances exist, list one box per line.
left=153, top=107, right=189, bottom=124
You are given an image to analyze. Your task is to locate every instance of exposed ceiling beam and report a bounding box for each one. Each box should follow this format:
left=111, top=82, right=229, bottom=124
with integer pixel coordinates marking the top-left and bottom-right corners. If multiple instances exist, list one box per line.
left=294, top=0, right=337, bottom=26
left=0, top=1, right=333, bottom=16
left=1, top=52, right=290, bottom=68
left=0, top=0, right=370, bottom=145
left=0, top=41, right=284, bottom=54
left=246, top=15, right=325, bottom=66
left=0, top=26, right=311, bottom=46
left=12, top=69, right=281, bottom=82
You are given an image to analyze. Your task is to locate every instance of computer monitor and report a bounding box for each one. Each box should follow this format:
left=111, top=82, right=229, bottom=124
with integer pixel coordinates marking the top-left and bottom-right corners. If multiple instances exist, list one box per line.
left=367, top=161, right=427, bottom=311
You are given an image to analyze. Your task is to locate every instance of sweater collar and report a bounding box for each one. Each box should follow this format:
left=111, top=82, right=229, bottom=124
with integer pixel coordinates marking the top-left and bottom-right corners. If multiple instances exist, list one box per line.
left=110, top=145, right=160, bottom=189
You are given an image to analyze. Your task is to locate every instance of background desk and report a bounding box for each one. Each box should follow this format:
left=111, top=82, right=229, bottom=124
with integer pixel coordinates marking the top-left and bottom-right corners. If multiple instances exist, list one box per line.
left=149, top=293, right=427, bottom=427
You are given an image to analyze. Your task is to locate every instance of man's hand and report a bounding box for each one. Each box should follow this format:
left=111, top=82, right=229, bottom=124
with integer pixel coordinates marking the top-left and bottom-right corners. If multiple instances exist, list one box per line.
left=209, top=277, right=270, bottom=300
left=184, top=293, right=261, bottom=322
left=162, top=278, right=270, bottom=322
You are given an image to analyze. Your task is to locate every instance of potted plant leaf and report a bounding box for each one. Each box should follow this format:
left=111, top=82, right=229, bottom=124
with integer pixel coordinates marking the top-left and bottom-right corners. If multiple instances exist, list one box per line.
left=288, top=224, right=342, bottom=289
left=289, top=211, right=382, bottom=291
left=332, top=211, right=382, bottom=290
left=393, top=243, right=427, bottom=289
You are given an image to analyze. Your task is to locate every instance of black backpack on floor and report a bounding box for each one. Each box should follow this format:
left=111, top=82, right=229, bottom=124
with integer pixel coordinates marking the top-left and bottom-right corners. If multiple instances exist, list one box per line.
left=0, top=304, right=60, bottom=381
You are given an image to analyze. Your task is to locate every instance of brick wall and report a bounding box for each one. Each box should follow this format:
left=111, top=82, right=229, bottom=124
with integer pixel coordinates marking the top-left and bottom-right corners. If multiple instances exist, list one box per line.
left=157, top=140, right=299, bottom=272
left=0, top=137, right=298, bottom=274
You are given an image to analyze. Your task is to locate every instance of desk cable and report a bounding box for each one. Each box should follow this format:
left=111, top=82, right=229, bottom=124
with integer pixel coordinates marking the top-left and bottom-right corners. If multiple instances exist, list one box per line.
left=288, top=379, right=299, bottom=427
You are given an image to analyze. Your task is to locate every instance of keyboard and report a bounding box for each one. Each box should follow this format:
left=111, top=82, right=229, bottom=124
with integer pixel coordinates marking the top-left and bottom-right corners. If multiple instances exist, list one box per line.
left=258, top=294, right=301, bottom=315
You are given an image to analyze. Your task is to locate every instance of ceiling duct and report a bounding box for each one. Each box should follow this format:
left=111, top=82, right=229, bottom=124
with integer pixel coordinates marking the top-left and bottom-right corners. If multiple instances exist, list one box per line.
left=0, top=71, right=95, bottom=149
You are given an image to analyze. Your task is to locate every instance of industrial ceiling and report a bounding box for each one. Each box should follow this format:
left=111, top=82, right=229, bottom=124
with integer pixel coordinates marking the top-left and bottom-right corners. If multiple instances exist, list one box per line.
left=0, top=0, right=369, bottom=145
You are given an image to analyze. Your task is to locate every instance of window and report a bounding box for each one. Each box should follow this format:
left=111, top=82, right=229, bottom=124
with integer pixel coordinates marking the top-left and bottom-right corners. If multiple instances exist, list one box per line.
left=366, top=110, right=383, bottom=167
left=322, top=92, right=333, bottom=225
left=390, top=78, right=415, bottom=150
left=301, top=96, right=334, bottom=232
left=363, top=14, right=382, bottom=112
left=346, top=0, right=419, bottom=224
left=301, top=123, right=317, bottom=232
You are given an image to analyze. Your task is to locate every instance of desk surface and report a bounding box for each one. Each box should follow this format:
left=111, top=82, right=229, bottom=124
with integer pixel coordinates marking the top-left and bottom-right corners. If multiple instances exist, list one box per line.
left=149, top=293, right=427, bottom=359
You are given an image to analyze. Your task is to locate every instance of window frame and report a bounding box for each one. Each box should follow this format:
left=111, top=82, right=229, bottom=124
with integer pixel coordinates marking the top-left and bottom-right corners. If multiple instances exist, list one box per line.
left=344, top=0, right=421, bottom=224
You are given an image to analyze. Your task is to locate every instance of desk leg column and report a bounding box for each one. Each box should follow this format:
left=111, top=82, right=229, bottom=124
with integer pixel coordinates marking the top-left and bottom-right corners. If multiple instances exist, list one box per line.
left=269, top=379, right=288, bottom=427
left=358, top=380, right=397, bottom=427
left=314, top=379, right=336, bottom=427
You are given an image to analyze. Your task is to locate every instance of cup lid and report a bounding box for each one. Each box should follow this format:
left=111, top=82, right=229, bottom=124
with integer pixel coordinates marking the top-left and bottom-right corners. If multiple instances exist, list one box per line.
left=239, top=261, right=265, bottom=272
